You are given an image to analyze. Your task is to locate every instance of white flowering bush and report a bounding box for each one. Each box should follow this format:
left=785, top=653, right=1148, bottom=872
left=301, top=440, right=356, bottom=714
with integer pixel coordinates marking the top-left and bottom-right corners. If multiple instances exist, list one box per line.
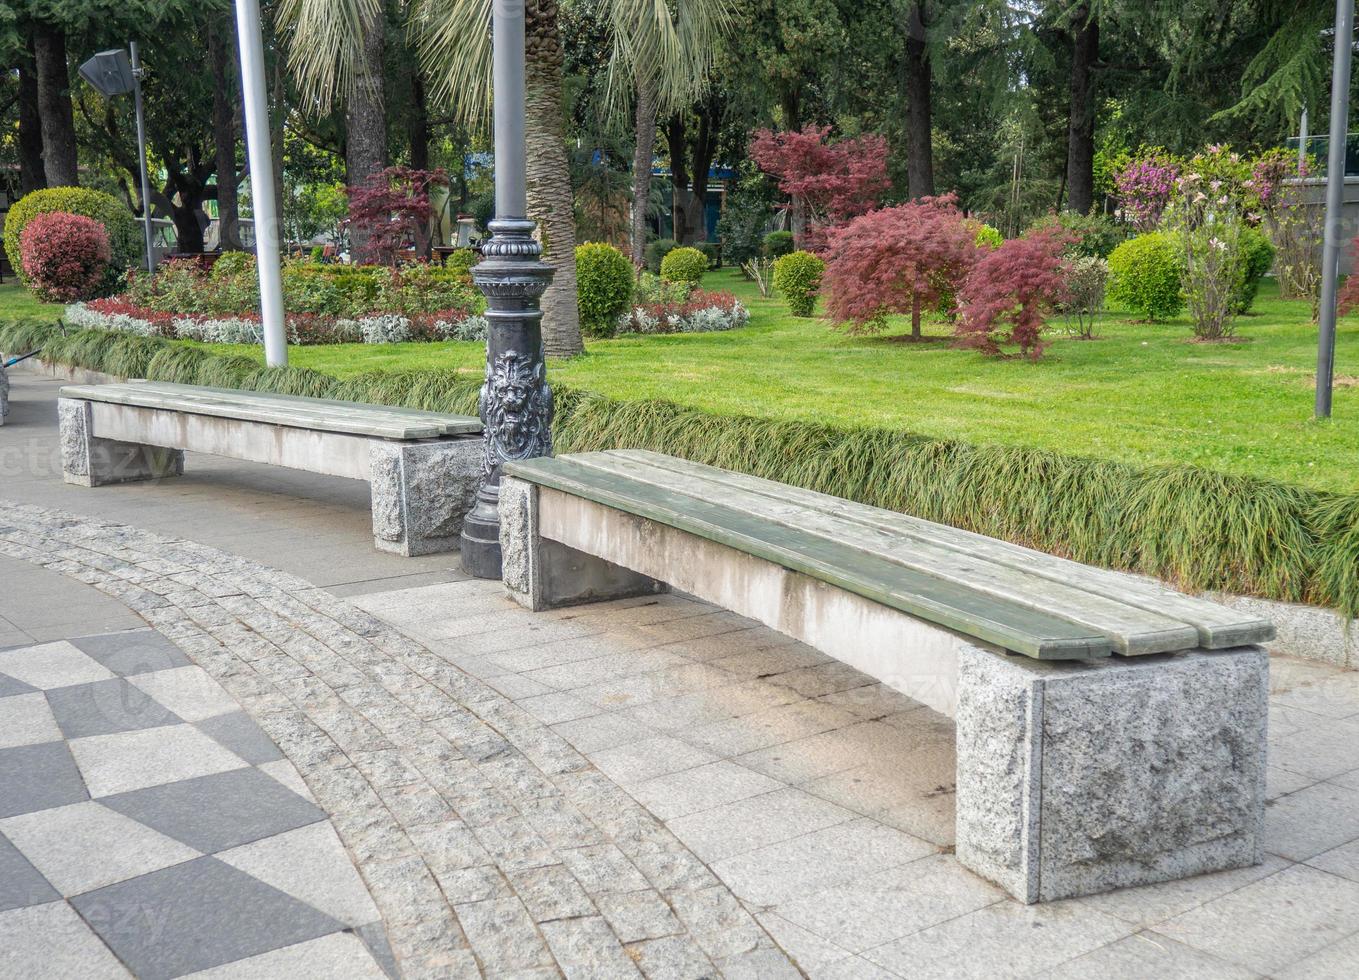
left=357, top=314, right=414, bottom=344
left=436, top=315, right=489, bottom=342
left=615, top=291, right=749, bottom=336
left=173, top=317, right=265, bottom=345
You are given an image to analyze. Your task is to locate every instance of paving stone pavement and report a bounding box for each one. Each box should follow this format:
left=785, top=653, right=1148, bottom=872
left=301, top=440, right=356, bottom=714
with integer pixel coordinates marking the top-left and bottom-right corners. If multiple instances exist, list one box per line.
left=0, top=500, right=796, bottom=978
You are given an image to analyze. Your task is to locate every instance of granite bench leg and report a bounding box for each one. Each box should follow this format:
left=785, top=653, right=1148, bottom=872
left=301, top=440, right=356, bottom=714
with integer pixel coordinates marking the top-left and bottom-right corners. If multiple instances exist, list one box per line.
left=58, top=398, right=184, bottom=487
left=0, top=362, right=9, bottom=426
left=499, top=477, right=667, bottom=611
left=370, top=439, right=483, bottom=556
left=955, top=645, right=1268, bottom=904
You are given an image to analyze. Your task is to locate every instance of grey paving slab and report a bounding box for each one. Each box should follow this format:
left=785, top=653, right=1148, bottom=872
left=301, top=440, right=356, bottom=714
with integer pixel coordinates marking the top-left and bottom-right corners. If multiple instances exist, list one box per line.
left=1041, top=932, right=1261, bottom=980
left=0, top=900, right=130, bottom=979
left=100, top=767, right=325, bottom=854
left=0, top=671, right=37, bottom=698
left=0, top=833, right=60, bottom=912
left=0, top=800, right=200, bottom=897
left=1265, top=781, right=1359, bottom=861
left=68, top=723, right=248, bottom=797
left=0, top=691, right=62, bottom=748
left=195, top=711, right=284, bottom=765
left=179, top=931, right=389, bottom=979
left=0, top=741, right=89, bottom=818
left=666, top=787, right=854, bottom=863
left=45, top=677, right=181, bottom=739
left=1272, top=930, right=1359, bottom=980
left=71, top=629, right=192, bottom=676
left=629, top=760, right=784, bottom=821
left=71, top=855, right=345, bottom=980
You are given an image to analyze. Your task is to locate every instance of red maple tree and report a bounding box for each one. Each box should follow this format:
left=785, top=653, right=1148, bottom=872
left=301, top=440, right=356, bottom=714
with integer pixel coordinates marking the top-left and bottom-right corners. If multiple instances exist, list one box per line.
left=955, top=228, right=1070, bottom=359
left=750, top=125, right=891, bottom=248
left=345, top=166, right=449, bottom=265
left=822, top=194, right=979, bottom=339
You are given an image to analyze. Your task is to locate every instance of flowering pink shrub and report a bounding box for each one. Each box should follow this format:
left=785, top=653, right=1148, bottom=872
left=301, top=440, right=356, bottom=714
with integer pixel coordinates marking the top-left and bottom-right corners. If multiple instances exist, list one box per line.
left=956, top=229, right=1069, bottom=359
left=822, top=194, right=979, bottom=337
left=1114, top=152, right=1180, bottom=232
left=19, top=212, right=112, bottom=302
left=750, top=126, right=891, bottom=247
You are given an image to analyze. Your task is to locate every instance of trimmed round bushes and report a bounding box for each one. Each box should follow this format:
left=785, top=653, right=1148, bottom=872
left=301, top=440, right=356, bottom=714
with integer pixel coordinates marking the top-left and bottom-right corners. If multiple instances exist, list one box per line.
left=773, top=250, right=825, bottom=317
left=763, top=230, right=795, bottom=259
left=644, top=238, right=678, bottom=273
left=660, top=247, right=708, bottom=285
left=3, top=187, right=140, bottom=291
left=1108, top=233, right=1185, bottom=321
left=575, top=242, right=634, bottom=337
left=1234, top=225, right=1276, bottom=314
left=19, top=212, right=112, bottom=302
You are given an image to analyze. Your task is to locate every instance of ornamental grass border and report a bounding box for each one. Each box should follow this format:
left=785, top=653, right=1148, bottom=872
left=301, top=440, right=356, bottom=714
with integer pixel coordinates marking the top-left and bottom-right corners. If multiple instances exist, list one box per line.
left=5, top=315, right=1357, bottom=619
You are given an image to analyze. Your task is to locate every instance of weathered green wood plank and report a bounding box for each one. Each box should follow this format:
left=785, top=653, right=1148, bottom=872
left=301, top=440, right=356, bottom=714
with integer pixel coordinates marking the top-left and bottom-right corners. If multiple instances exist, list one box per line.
left=612, top=449, right=1273, bottom=650
left=505, top=456, right=1112, bottom=660
left=61, top=382, right=481, bottom=440
left=567, top=451, right=1199, bottom=656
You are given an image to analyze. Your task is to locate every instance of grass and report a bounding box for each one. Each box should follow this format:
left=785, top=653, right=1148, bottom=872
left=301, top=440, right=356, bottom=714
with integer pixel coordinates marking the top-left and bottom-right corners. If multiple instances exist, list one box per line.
left=0, top=281, right=62, bottom=322
left=162, top=269, right=1357, bottom=493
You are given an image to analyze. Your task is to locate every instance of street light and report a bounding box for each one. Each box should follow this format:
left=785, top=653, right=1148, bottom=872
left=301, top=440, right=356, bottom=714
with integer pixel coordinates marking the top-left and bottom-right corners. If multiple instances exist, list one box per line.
left=79, top=45, right=154, bottom=273
left=459, top=0, right=556, bottom=579
left=1317, top=1, right=1356, bottom=419
left=233, top=0, right=288, bottom=368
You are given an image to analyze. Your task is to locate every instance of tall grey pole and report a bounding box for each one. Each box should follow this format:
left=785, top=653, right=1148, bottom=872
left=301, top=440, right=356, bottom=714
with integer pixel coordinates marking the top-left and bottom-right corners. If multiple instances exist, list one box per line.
left=233, top=0, right=288, bottom=368
left=129, top=43, right=155, bottom=274
left=460, top=0, right=555, bottom=579
left=1300, top=105, right=1310, bottom=173
left=1317, top=0, right=1354, bottom=419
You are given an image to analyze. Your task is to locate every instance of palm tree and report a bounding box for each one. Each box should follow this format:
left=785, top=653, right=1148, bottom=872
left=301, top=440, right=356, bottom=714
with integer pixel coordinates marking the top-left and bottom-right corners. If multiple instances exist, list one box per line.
left=277, top=0, right=731, bottom=358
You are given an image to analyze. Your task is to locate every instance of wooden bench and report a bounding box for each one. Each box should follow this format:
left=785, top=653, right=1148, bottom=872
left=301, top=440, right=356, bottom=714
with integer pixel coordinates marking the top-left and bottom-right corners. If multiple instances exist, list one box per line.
left=58, top=381, right=484, bottom=556
left=499, top=449, right=1274, bottom=904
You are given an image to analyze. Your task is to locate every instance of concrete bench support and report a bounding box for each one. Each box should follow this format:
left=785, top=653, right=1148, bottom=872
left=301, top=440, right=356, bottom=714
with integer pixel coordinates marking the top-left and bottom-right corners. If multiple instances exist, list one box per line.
left=956, top=645, right=1267, bottom=903
left=59, top=398, right=184, bottom=486
left=500, top=477, right=667, bottom=609
left=498, top=469, right=1269, bottom=904
left=370, top=440, right=484, bottom=557
left=1, top=362, right=10, bottom=426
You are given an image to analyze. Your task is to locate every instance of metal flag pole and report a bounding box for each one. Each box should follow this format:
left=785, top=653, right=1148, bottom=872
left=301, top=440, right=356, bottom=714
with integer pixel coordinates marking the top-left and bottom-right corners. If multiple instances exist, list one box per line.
left=233, top=0, right=288, bottom=368
left=128, top=43, right=155, bottom=273
left=459, top=0, right=556, bottom=578
left=1317, top=0, right=1354, bottom=419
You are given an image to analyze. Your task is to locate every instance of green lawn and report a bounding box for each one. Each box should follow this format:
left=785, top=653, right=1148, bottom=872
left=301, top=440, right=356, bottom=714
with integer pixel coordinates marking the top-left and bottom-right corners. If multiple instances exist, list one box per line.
left=0, top=281, right=62, bottom=321
left=5, top=271, right=1357, bottom=492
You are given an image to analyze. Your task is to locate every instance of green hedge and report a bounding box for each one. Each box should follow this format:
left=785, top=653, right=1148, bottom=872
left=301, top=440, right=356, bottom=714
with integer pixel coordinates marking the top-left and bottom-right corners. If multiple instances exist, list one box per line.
left=5, top=316, right=1357, bottom=618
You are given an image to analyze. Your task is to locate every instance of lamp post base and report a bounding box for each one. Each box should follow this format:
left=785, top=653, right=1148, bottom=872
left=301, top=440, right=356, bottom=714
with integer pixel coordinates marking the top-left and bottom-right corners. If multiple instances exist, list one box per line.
left=459, top=216, right=555, bottom=580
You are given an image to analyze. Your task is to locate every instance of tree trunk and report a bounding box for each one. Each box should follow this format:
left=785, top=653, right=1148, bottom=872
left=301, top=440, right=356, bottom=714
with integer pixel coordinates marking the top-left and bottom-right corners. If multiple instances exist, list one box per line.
left=630, top=78, right=658, bottom=265
left=32, top=23, right=78, bottom=187
left=346, top=8, right=387, bottom=258
left=1065, top=4, right=1099, bottom=215
left=911, top=295, right=922, bottom=340
left=678, top=101, right=718, bottom=245
left=209, top=20, right=242, bottom=251
left=903, top=3, right=934, bottom=199
left=409, top=70, right=430, bottom=172
left=526, top=0, right=583, bottom=358
left=18, top=42, right=46, bottom=195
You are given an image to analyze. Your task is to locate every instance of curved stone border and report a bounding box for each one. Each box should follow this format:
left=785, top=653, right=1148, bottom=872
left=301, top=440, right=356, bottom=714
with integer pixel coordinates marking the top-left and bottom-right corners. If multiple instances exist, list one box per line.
left=0, top=500, right=795, bottom=979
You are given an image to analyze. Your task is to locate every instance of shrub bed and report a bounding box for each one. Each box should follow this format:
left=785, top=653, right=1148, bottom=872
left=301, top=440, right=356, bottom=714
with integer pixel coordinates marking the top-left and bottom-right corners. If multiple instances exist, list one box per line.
left=3, top=187, right=141, bottom=291
left=20, top=212, right=111, bottom=303
left=5, top=315, right=1357, bottom=620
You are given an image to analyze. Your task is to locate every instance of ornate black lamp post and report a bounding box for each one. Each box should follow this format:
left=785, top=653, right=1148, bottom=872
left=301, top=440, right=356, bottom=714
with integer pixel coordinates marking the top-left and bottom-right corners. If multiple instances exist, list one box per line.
left=460, top=0, right=556, bottom=579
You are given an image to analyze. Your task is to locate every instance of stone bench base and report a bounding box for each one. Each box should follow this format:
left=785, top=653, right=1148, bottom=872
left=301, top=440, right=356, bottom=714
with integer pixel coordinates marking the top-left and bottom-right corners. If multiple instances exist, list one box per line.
left=498, top=476, right=1268, bottom=903
left=1, top=362, right=9, bottom=426
left=59, top=397, right=482, bottom=557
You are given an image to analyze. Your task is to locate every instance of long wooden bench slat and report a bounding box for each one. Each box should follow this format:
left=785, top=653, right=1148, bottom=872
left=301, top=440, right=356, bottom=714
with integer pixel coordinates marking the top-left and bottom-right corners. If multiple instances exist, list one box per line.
left=567, top=451, right=1202, bottom=656
left=60, top=382, right=482, bottom=440
left=619, top=450, right=1274, bottom=650
left=507, top=456, right=1113, bottom=660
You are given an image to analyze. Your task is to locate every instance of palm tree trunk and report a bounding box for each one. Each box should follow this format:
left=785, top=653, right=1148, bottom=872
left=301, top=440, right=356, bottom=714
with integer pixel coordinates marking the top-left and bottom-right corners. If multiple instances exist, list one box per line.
left=526, top=0, right=583, bottom=358
left=631, top=78, right=658, bottom=265
left=209, top=19, right=242, bottom=251
left=346, top=11, right=387, bottom=258
left=33, top=23, right=78, bottom=187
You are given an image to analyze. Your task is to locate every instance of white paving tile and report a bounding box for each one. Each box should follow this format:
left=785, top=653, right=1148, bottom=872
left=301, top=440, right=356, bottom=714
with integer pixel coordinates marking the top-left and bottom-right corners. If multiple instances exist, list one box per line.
left=217, top=822, right=379, bottom=927
left=0, top=642, right=115, bottom=690
left=1040, top=931, right=1260, bottom=979
left=1153, top=864, right=1359, bottom=974
left=1265, top=781, right=1359, bottom=861
left=0, top=901, right=130, bottom=979
left=0, top=801, right=199, bottom=895
left=68, top=724, right=248, bottom=797
left=0, top=692, right=62, bottom=749
left=1272, top=929, right=1359, bottom=980
left=257, top=759, right=316, bottom=803
left=128, top=666, right=242, bottom=722
left=629, top=761, right=784, bottom=821
left=666, top=788, right=854, bottom=862
left=181, top=931, right=388, bottom=979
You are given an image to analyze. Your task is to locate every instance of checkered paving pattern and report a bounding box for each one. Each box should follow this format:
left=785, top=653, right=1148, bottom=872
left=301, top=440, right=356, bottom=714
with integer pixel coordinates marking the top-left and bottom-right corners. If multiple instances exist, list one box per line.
left=0, top=629, right=392, bottom=980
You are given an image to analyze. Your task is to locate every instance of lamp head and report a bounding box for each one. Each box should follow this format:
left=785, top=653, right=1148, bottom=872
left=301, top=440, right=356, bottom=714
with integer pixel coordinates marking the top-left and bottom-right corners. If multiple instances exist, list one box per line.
left=79, top=49, right=137, bottom=97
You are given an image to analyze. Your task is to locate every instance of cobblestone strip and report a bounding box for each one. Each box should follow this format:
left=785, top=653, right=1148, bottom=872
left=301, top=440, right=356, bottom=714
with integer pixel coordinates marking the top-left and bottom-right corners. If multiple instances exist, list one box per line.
left=0, top=501, right=799, bottom=979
